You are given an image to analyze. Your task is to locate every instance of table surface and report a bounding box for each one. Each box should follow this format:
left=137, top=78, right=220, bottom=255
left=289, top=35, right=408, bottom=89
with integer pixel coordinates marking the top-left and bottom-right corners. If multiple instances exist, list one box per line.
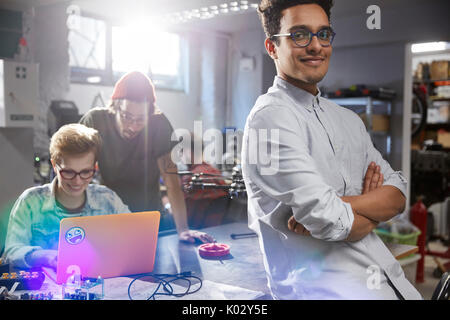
left=12, top=222, right=271, bottom=300
left=152, top=222, right=270, bottom=296
left=12, top=222, right=418, bottom=300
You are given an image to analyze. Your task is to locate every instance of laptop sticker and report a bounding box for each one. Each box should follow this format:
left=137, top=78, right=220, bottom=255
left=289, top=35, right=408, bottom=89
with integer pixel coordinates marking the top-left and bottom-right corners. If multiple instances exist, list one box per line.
left=65, top=227, right=85, bottom=245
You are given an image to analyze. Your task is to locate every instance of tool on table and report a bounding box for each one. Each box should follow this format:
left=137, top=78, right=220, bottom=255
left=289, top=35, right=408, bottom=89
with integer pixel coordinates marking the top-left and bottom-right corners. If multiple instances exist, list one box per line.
left=230, top=232, right=257, bottom=239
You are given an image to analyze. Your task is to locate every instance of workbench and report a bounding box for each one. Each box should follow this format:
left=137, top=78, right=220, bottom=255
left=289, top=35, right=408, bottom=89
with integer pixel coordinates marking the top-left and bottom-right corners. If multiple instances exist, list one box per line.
left=9, top=222, right=418, bottom=300
left=10, top=222, right=270, bottom=300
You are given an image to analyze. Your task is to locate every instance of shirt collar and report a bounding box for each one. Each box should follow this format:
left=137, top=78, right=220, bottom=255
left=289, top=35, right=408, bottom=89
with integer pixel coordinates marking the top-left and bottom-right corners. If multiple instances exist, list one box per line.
left=42, top=177, right=102, bottom=213
left=273, top=76, right=323, bottom=112
left=40, top=178, right=57, bottom=212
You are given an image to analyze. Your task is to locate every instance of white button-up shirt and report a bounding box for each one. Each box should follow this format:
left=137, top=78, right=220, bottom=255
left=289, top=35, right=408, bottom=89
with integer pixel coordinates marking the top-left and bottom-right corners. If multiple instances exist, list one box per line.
left=242, top=76, right=422, bottom=299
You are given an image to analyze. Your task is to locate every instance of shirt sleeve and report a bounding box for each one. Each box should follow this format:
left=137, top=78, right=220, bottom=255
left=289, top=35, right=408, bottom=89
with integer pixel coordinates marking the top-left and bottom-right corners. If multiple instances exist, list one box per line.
left=245, top=105, right=354, bottom=241
left=151, top=113, right=180, bottom=159
left=363, top=129, right=407, bottom=197
left=4, top=193, right=43, bottom=269
left=111, top=190, right=132, bottom=214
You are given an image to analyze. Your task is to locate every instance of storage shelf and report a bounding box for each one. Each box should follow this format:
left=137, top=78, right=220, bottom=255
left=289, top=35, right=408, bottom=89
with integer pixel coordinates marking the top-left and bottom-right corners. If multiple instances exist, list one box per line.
left=426, top=123, right=450, bottom=130
left=329, top=96, right=393, bottom=159
left=413, top=78, right=450, bottom=84
left=328, top=96, right=392, bottom=106
left=430, top=97, right=450, bottom=102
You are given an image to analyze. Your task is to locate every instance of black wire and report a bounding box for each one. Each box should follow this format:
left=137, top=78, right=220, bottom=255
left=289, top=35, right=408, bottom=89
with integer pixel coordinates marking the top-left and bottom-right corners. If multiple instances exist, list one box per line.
left=127, top=272, right=202, bottom=300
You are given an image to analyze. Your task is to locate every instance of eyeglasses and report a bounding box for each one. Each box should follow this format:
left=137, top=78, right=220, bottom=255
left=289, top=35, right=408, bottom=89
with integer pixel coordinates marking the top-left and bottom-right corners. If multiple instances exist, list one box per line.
left=271, top=27, right=336, bottom=48
left=118, top=108, right=147, bottom=126
left=55, top=164, right=96, bottom=180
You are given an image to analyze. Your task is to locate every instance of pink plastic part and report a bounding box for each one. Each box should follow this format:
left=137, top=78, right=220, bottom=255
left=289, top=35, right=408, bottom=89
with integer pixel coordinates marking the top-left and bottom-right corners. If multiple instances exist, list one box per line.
left=198, top=243, right=230, bottom=257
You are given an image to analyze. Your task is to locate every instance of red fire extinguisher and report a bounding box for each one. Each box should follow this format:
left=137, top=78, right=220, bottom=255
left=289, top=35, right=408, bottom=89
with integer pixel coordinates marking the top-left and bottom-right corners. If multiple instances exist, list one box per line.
left=410, top=197, right=427, bottom=283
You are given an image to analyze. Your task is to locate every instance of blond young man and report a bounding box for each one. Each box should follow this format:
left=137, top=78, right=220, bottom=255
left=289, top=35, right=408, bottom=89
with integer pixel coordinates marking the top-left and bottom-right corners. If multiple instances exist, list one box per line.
left=4, top=124, right=130, bottom=270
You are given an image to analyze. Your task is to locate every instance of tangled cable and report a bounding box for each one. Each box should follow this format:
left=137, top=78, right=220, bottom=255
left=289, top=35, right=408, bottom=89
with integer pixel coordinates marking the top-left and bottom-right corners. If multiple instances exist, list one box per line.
left=127, top=271, right=202, bottom=300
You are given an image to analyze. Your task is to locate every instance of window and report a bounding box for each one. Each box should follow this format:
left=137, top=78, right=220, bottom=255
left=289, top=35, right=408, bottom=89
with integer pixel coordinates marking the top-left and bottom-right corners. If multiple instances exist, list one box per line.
left=0, top=9, right=23, bottom=59
left=68, top=12, right=186, bottom=90
left=68, top=15, right=106, bottom=70
left=112, top=25, right=184, bottom=90
left=68, top=13, right=108, bottom=84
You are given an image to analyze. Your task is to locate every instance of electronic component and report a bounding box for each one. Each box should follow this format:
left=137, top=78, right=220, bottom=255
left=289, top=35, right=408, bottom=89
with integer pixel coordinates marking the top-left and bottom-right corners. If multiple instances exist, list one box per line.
left=20, top=292, right=53, bottom=300
left=62, top=274, right=104, bottom=300
left=0, top=271, right=45, bottom=291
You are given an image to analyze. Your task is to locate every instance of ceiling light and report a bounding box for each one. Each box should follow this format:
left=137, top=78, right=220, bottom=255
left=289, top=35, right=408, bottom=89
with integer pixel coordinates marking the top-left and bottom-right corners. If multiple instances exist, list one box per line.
left=87, top=76, right=101, bottom=83
left=411, top=42, right=448, bottom=53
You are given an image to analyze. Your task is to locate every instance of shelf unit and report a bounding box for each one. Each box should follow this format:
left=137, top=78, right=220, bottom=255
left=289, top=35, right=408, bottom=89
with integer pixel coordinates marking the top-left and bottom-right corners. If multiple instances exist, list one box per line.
left=412, top=78, right=450, bottom=150
left=329, top=96, right=393, bottom=161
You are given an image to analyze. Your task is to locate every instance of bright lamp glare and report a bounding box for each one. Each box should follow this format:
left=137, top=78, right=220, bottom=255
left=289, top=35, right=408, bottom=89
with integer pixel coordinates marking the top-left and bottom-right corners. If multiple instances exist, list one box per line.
left=411, top=42, right=447, bottom=53
left=112, top=23, right=179, bottom=76
left=86, top=76, right=102, bottom=83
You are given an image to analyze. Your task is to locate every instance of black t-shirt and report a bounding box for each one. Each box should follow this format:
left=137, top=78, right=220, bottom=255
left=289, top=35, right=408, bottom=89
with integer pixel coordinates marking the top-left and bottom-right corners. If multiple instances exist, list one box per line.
left=80, top=107, right=178, bottom=212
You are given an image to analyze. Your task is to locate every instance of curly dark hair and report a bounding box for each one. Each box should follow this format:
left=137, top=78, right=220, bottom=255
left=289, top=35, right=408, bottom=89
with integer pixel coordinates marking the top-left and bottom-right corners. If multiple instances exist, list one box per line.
left=258, top=0, right=334, bottom=44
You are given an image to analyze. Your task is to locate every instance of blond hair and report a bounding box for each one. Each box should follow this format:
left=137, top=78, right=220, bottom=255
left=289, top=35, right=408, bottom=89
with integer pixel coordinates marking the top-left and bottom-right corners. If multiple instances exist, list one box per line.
left=50, top=123, right=102, bottom=164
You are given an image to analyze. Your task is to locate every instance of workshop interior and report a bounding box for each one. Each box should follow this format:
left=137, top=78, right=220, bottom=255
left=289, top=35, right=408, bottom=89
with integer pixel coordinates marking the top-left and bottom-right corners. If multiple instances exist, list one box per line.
left=0, top=0, right=449, bottom=302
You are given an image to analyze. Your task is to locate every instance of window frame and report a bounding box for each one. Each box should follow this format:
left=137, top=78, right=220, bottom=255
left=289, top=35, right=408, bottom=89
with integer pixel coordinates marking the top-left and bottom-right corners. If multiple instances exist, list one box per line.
left=68, top=11, right=186, bottom=92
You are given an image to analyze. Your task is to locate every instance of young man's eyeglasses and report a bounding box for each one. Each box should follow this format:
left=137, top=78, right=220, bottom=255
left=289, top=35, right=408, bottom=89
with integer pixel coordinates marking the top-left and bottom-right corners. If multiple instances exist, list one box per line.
left=271, top=27, right=336, bottom=48
left=118, top=108, right=147, bottom=126
left=55, top=164, right=96, bottom=180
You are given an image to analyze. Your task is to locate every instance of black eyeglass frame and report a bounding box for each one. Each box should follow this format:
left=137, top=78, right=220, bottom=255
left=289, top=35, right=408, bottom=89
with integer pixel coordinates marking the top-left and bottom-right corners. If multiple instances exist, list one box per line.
left=271, top=27, right=336, bottom=48
left=55, top=163, right=96, bottom=180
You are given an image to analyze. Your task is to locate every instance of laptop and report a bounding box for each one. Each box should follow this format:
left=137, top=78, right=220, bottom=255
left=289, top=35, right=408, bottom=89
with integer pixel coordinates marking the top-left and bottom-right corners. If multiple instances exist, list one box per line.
left=55, top=211, right=160, bottom=284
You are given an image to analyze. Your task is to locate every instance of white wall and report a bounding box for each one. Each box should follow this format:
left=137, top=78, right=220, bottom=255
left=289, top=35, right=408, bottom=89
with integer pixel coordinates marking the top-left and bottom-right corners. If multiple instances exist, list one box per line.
left=33, top=3, right=70, bottom=155
left=0, top=127, right=34, bottom=254
left=229, top=27, right=266, bottom=130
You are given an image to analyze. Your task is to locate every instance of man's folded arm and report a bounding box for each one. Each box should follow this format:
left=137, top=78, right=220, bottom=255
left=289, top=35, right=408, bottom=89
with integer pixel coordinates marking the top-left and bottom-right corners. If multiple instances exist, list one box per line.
left=342, top=186, right=406, bottom=222
left=350, top=127, right=408, bottom=222
left=345, top=211, right=379, bottom=242
left=246, top=106, right=355, bottom=241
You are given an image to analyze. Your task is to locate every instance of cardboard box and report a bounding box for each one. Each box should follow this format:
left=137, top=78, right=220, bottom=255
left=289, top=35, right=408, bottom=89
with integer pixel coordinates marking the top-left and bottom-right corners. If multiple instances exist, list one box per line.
left=430, top=60, right=449, bottom=80
left=427, top=104, right=450, bottom=123
left=359, top=114, right=390, bottom=132
left=437, top=130, right=450, bottom=148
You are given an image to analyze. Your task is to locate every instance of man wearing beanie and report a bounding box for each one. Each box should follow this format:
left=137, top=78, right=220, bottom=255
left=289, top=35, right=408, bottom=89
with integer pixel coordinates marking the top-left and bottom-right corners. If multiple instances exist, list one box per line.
left=80, top=71, right=213, bottom=243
